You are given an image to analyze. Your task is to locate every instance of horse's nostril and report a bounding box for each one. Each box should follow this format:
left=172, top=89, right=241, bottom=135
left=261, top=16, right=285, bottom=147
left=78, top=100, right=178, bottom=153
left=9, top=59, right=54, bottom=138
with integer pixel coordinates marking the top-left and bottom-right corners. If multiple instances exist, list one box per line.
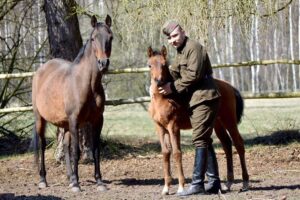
left=98, top=59, right=110, bottom=67
left=156, top=79, right=164, bottom=87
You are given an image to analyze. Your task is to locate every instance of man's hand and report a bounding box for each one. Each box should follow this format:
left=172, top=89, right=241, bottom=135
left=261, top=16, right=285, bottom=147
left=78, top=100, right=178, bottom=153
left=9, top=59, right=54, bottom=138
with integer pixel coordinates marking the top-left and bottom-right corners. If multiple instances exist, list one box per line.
left=158, top=82, right=172, bottom=95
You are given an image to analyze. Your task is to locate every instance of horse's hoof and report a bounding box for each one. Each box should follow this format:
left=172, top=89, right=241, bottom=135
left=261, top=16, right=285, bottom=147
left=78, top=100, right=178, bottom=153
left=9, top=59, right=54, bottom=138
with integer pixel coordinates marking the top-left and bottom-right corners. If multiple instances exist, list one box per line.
left=239, top=181, right=249, bottom=192
left=38, top=182, right=47, bottom=188
left=71, top=186, right=81, bottom=192
left=97, top=185, right=108, bottom=192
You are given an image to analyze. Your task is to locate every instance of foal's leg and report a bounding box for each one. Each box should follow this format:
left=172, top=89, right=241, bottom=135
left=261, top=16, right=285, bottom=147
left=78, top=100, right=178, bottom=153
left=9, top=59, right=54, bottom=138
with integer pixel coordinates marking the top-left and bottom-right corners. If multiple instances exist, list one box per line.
left=157, top=124, right=172, bottom=195
left=68, top=118, right=81, bottom=192
left=93, top=117, right=107, bottom=191
left=226, top=125, right=249, bottom=191
left=34, top=116, right=47, bottom=188
left=214, top=120, right=233, bottom=191
left=167, top=125, right=185, bottom=194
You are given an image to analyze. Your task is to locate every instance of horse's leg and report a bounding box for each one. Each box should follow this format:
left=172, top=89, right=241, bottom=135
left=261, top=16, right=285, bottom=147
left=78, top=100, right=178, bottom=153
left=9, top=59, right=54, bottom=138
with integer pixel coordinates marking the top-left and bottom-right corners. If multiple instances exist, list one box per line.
left=214, top=120, right=233, bottom=191
left=34, top=113, right=47, bottom=188
left=63, top=130, right=72, bottom=181
left=157, top=124, right=172, bottom=195
left=68, top=118, right=80, bottom=192
left=93, top=117, right=107, bottom=191
left=167, top=125, right=184, bottom=194
left=226, top=125, right=249, bottom=191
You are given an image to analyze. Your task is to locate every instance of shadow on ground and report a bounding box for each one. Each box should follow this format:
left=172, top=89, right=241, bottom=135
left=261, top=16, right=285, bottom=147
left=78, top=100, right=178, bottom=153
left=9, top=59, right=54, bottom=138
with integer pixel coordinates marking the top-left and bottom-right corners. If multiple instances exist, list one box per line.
left=1, top=129, right=299, bottom=158
left=244, top=129, right=300, bottom=146
left=0, top=193, right=62, bottom=200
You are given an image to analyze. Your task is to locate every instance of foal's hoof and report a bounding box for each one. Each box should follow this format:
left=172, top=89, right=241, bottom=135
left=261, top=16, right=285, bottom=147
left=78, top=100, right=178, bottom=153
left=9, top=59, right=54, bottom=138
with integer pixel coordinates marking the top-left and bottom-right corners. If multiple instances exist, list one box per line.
left=161, top=187, right=169, bottom=195
left=223, top=182, right=232, bottom=191
left=97, top=184, right=108, bottom=192
left=38, top=182, right=47, bottom=188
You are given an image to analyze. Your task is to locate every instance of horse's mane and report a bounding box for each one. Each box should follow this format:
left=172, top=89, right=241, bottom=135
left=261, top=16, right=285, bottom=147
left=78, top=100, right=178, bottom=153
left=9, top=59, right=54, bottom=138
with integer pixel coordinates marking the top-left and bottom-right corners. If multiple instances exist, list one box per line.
left=73, top=22, right=112, bottom=65
left=73, top=41, right=88, bottom=64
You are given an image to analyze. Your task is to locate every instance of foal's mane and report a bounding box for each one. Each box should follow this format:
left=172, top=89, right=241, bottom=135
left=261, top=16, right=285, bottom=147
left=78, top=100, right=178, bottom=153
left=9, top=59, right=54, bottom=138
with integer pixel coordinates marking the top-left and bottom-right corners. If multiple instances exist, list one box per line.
left=149, top=48, right=173, bottom=83
left=151, top=49, right=165, bottom=57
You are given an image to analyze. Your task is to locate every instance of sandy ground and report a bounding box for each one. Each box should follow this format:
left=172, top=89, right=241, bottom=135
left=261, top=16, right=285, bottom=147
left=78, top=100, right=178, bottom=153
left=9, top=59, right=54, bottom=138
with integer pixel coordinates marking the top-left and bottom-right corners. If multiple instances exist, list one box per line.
left=0, top=141, right=299, bottom=200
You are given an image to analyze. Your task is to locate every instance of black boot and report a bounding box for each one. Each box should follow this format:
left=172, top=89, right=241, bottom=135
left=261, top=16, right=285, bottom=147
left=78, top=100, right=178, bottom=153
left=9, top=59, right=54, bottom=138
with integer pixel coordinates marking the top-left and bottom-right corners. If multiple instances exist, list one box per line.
left=178, top=148, right=207, bottom=196
left=205, top=144, right=221, bottom=194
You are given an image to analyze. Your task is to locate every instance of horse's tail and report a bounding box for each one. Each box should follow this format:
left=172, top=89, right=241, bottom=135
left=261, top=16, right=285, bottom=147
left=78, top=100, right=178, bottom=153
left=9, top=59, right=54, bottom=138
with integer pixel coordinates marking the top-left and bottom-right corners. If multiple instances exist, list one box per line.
left=233, top=87, right=244, bottom=124
left=32, top=123, right=40, bottom=168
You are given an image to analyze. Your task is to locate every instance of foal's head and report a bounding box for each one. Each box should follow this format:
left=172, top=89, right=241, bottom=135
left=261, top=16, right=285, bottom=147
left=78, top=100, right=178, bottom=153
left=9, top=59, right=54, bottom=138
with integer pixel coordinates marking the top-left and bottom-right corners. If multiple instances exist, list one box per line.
left=90, top=15, right=113, bottom=71
left=147, top=46, right=171, bottom=87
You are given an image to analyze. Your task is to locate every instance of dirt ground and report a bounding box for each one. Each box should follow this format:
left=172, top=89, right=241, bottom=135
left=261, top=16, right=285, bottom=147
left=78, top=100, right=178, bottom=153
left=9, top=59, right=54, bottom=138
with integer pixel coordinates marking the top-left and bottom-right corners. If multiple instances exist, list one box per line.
left=0, top=140, right=299, bottom=200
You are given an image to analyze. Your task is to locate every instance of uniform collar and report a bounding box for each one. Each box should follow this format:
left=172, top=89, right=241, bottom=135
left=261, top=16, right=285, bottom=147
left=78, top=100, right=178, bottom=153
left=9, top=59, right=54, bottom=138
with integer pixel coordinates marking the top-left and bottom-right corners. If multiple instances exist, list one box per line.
left=177, top=36, right=188, bottom=53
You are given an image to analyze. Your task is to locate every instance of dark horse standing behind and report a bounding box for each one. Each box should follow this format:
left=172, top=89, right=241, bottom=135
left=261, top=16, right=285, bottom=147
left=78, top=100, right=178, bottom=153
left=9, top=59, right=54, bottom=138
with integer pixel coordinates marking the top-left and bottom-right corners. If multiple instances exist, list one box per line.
left=147, top=46, right=249, bottom=195
left=32, top=15, right=113, bottom=192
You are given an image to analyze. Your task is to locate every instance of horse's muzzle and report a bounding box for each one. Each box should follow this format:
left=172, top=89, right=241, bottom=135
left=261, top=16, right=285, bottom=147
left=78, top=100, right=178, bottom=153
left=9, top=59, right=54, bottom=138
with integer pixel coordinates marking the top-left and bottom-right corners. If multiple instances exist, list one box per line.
left=97, top=58, right=110, bottom=72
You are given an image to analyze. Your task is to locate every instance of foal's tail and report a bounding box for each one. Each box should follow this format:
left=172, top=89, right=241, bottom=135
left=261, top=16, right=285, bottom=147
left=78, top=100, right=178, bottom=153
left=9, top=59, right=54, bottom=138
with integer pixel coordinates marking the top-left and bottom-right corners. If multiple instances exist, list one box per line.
left=32, top=123, right=40, bottom=168
left=233, top=87, right=244, bottom=124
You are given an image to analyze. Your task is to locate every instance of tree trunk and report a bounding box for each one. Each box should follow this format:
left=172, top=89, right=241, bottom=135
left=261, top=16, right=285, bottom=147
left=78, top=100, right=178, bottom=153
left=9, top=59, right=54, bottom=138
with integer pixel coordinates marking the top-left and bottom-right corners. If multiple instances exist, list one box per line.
left=44, top=0, right=82, bottom=60
left=289, top=3, right=297, bottom=90
left=250, top=14, right=255, bottom=93
left=254, top=0, right=260, bottom=93
left=228, top=15, right=235, bottom=87
left=43, top=0, right=93, bottom=163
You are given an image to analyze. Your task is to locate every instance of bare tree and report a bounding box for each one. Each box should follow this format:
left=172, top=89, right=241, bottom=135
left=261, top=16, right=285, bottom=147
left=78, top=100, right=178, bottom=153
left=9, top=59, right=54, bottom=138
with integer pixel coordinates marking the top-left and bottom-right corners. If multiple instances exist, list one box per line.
left=0, top=0, right=42, bottom=143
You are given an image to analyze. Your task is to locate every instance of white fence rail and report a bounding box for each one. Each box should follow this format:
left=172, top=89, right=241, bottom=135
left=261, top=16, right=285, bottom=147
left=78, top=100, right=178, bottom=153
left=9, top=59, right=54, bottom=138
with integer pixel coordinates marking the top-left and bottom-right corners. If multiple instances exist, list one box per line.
left=1, top=59, right=300, bottom=79
left=1, top=59, right=300, bottom=113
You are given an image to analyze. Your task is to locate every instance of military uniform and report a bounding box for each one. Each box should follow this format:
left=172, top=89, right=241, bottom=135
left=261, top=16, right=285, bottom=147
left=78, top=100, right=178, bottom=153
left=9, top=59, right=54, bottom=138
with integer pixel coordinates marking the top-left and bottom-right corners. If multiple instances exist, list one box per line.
left=162, top=20, right=222, bottom=195
left=169, top=37, right=220, bottom=148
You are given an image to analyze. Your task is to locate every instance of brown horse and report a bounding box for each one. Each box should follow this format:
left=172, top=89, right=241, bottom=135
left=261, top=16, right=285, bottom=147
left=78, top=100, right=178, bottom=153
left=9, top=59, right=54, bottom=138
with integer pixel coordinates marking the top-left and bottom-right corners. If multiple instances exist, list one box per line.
left=32, top=15, right=113, bottom=192
left=147, top=46, right=249, bottom=195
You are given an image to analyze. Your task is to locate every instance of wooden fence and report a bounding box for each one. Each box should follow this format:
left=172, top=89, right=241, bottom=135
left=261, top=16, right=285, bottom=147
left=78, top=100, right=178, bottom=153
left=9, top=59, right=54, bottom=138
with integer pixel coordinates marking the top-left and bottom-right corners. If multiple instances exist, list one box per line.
left=1, top=59, right=300, bottom=114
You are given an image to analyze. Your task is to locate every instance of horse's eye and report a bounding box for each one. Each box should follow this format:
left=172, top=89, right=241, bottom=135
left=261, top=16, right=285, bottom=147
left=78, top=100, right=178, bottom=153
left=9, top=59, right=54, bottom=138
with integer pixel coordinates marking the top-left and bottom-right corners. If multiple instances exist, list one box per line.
left=91, top=38, right=94, bottom=41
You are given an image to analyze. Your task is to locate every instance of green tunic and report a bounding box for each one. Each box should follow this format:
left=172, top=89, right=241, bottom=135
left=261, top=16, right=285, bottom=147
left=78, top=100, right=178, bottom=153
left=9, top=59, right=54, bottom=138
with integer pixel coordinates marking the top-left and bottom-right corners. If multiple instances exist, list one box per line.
left=170, top=37, right=220, bottom=107
left=169, top=37, right=221, bottom=147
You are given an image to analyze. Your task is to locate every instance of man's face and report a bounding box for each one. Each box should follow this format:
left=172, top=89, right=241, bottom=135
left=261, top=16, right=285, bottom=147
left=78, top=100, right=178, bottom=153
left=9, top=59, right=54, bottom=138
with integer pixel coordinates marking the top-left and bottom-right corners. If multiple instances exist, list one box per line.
left=167, top=27, right=185, bottom=49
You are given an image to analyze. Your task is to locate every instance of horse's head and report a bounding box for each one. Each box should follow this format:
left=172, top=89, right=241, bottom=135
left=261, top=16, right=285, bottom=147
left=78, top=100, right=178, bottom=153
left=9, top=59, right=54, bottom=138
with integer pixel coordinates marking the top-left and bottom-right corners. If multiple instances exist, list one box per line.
left=90, top=15, right=113, bottom=72
left=147, top=45, right=170, bottom=87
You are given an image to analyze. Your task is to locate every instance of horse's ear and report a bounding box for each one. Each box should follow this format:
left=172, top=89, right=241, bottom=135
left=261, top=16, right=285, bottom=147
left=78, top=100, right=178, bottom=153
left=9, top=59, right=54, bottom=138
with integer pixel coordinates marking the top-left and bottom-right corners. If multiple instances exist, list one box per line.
left=105, top=15, right=112, bottom=27
left=147, top=46, right=153, bottom=58
left=91, top=15, right=97, bottom=28
left=161, top=45, right=167, bottom=59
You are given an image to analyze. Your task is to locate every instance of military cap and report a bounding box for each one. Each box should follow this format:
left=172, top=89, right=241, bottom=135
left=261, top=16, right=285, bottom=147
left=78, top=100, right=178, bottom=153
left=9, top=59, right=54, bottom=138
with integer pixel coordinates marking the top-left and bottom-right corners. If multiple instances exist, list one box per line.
left=162, top=20, right=180, bottom=36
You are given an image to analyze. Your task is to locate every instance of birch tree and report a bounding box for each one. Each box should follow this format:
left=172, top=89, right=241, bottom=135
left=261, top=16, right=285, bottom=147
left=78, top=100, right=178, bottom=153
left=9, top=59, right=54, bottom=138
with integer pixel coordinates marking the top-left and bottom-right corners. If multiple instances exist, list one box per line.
left=289, top=3, right=297, bottom=91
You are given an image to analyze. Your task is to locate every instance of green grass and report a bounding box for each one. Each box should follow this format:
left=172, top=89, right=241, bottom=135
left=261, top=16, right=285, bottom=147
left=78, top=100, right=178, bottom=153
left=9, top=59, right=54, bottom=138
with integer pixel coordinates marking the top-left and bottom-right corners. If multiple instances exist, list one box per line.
left=1, top=98, right=299, bottom=158
left=102, top=98, right=300, bottom=147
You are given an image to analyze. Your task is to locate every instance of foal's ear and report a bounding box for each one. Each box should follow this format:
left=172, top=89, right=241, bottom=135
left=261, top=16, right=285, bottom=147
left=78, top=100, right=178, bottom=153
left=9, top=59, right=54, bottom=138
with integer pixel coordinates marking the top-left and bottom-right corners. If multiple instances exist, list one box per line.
left=147, top=46, right=153, bottom=58
left=161, top=45, right=167, bottom=59
left=105, top=15, right=112, bottom=27
left=91, top=15, right=97, bottom=28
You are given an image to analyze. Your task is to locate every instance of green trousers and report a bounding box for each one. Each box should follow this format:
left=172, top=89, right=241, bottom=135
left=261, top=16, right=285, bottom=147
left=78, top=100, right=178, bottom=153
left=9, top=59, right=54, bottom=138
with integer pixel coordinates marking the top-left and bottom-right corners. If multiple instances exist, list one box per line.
left=189, top=98, right=220, bottom=148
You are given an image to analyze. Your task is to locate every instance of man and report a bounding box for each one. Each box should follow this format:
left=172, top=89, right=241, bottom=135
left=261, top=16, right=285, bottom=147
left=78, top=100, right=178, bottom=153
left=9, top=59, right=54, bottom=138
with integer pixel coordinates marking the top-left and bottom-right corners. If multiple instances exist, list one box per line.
left=159, top=20, right=222, bottom=196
